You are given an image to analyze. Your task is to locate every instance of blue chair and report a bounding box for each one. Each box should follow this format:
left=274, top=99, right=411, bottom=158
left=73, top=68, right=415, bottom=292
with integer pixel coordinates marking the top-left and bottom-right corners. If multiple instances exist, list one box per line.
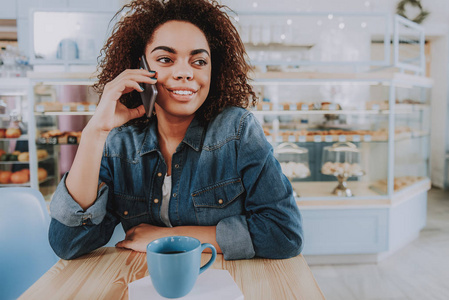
left=0, top=187, right=58, bottom=300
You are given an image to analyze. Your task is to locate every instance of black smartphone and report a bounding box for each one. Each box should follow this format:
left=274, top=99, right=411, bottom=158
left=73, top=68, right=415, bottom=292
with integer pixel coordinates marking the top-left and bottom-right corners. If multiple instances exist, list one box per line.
left=139, top=54, right=158, bottom=118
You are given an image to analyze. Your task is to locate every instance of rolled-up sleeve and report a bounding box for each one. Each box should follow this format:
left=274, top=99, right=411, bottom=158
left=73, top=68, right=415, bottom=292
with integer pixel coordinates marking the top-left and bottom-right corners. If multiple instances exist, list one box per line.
left=218, top=112, right=304, bottom=260
left=50, top=173, right=109, bottom=226
left=49, top=154, right=119, bottom=260
left=216, top=215, right=255, bottom=260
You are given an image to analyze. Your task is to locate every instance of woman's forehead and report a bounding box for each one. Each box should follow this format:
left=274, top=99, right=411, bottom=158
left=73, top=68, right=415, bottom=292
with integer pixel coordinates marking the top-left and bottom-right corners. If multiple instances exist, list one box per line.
left=147, top=20, right=210, bottom=53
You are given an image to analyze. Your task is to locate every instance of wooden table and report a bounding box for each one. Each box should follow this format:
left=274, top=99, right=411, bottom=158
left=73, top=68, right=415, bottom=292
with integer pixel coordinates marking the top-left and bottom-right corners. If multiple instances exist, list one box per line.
left=19, top=247, right=325, bottom=300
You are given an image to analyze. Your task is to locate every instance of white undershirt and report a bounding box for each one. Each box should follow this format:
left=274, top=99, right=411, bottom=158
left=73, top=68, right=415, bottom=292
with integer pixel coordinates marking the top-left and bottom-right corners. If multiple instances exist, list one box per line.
left=161, top=174, right=173, bottom=227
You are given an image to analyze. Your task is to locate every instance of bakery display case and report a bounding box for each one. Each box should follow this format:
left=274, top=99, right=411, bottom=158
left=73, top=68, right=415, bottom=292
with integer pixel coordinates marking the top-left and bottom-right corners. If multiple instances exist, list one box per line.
left=0, top=77, right=51, bottom=188
left=234, top=11, right=432, bottom=262
left=26, top=72, right=97, bottom=199
left=251, top=72, right=432, bottom=199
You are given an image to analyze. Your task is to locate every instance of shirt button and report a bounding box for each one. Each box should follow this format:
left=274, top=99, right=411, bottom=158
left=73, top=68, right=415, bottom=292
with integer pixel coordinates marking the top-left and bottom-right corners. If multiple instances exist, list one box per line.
left=218, top=199, right=223, bottom=204
left=154, top=199, right=159, bottom=204
left=157, top=172, right=162, bottom=177
left=123, top=211, right=129, bottom=216
left=175, top=164, right=180, bottom=168
left=173, top=193, right=177, bottom=198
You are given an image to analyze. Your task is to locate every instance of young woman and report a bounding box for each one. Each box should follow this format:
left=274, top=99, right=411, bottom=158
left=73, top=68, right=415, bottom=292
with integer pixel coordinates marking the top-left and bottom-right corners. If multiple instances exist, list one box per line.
left=49, top=0, right=304, bottom=260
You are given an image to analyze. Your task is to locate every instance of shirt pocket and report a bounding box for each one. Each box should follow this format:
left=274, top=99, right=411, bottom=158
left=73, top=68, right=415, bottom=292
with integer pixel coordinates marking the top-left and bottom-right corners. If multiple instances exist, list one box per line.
left=113, top=193, right=151, bottom=231
left=192, top=178, right=245, bottom=226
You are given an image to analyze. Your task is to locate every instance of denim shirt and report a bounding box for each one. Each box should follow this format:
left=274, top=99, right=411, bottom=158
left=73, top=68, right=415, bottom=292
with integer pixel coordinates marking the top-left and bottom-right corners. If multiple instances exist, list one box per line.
left=49, top=107, right=304, bottom=260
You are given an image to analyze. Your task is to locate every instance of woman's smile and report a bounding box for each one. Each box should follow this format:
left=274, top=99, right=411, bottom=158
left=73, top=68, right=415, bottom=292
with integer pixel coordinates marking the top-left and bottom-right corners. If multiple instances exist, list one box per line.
left=165, top=86, right=198, bottom=102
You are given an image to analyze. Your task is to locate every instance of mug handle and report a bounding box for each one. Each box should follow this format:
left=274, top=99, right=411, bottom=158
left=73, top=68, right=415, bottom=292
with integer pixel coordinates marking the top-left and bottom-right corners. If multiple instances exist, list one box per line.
left=199, top=243, right=217, bottom=274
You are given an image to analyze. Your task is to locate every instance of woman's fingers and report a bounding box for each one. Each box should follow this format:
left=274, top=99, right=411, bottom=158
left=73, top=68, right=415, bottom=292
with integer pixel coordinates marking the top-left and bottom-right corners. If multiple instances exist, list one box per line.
left=88, top=69, right=157, bottom=133
left=127, top=105, right=146, bottom=120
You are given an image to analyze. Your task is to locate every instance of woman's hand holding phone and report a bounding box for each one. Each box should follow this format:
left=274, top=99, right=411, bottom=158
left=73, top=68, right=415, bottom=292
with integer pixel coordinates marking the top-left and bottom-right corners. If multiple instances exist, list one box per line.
left=86, top=69, right=157, bottom=135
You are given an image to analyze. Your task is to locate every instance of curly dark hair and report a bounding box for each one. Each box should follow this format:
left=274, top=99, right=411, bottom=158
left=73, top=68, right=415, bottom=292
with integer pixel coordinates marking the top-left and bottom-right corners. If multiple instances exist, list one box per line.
left=93, top=0, right=257, bottom=125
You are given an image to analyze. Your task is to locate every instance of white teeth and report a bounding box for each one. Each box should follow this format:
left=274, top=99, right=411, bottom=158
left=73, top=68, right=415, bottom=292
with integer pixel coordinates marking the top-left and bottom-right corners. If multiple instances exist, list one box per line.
left=172, top=90, right=193, bottom=95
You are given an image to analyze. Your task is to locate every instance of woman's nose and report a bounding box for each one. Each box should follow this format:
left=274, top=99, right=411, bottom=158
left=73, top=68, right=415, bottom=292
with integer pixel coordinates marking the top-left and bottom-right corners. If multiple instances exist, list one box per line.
left=172, top=62, right=193, bottom=80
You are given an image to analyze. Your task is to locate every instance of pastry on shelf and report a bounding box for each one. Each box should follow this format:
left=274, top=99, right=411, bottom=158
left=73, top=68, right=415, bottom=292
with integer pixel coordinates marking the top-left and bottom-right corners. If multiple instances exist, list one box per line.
left=37, top=149, right=49, bottom=159
left=278, top=102, right=292, bottom=111
left=274, top=142, right=310, bottom=180
left=35, top=102, right=63, bottom=112
left=5, top=127, right=21, bottom=138
left=320, top=102, right=341, bottom=110
left=279, top=162, right=310, bottom=178
left=17, top=152, right=29, bottom=162
left=370, top=176, right=425, bottom=193
left=0, top=128, right=6, bottom=138
left=366, top=100, right=389, bottom=110
left=37, top=168, right=48, bottom=181
left=256, top=102, right=272, bottom=111
left=10, top=169, right=30, bottom=184
left=296, top=102, right=314, bottom=110
left=37, top=130, right=82, bottom=144
left=0, top=170, right=12, bottom=184
left=321, top=142, right=364, bottom=197
left=321, top=161, right=363, bottom=176
left=17, top=150, right=48, bottom=162
left=40, top=129, right=63, bottom=138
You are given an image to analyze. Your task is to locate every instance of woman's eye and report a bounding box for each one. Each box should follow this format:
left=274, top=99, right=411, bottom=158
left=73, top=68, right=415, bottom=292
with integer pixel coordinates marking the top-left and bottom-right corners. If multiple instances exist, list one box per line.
left=193, top=59, right=207, bottom=66
left=157, top=57, right=173, bottom=63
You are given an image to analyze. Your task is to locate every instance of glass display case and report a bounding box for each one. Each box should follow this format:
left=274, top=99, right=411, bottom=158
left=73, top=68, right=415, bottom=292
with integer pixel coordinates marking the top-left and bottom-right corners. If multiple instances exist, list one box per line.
left=233, top=12, right=431, bottom=261
left=26, top=72, right=96, bottom=199
left=0, top=78, right=37, bottom=188
left=251, top=72, right=432, bottom=201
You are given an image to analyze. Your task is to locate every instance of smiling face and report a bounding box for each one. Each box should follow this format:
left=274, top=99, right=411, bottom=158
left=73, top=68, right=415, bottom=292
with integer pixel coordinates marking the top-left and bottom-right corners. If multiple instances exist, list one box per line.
left=145, top=20, right=211, bottom=121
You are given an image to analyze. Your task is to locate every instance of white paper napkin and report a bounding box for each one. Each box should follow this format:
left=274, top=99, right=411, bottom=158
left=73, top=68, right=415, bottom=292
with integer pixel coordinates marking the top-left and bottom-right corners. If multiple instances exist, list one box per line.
left=128, top=269, right=244, bottom=300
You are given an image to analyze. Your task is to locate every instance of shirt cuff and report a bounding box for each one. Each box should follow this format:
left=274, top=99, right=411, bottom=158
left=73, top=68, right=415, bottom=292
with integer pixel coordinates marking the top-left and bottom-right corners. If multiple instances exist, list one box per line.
left=216, top=215, right=255, bottom=260
left=49, top=172, right=109, bottom=227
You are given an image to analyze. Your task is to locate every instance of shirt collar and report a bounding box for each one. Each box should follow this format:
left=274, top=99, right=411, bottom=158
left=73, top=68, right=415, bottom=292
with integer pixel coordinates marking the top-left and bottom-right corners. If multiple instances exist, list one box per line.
left=139, top=116, right=205, bottom=156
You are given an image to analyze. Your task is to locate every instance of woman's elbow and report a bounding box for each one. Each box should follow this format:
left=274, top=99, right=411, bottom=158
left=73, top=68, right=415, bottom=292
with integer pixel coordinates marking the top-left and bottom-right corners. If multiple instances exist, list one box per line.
left=276, top=232, right=304, bottom=259
left=256, top=230, right=304, bottom=259
left=48, top=219, right=86, bottom=260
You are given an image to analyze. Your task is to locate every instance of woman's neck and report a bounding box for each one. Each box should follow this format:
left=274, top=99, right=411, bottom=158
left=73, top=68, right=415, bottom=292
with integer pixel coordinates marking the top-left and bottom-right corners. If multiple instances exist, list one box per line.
left=156, top=112, right=194, bottom=144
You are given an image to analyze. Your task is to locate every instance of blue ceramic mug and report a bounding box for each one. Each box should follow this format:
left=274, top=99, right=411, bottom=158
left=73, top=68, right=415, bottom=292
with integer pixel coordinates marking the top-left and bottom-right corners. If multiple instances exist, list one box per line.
left=146, top=236, right=217, bottom=298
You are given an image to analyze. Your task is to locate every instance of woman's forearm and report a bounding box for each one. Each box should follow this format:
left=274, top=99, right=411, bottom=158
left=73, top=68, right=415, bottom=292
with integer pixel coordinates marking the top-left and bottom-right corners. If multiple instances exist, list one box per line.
left=66, top=125, right=110, bottom=210
left=116, top=224, right=222, bottom=253
left=173, top=226, right=222, bottom=253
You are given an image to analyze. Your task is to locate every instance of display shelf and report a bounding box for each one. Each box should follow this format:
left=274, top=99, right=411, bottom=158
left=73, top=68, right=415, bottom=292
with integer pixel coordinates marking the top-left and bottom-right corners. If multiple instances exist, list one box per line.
left=252, top=108, right=427, bottom=115
left=34, top=111, right=95, bottom=116
left=0, top=161, right=29, bottom=165
left=292, top=177, right=429, bottom=203
left=27, top=72, right=97, bottom=86
left=0, top=92, right=27, bottom=97
left=251, top=72, right=433, bottom=87
left=0, top=175, right=56, bottom=188
left=0, top=135, right=30, bottom=142
left=0, top=155, right=54, bottom=165
left=0, top=182, right=31, bottom=187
